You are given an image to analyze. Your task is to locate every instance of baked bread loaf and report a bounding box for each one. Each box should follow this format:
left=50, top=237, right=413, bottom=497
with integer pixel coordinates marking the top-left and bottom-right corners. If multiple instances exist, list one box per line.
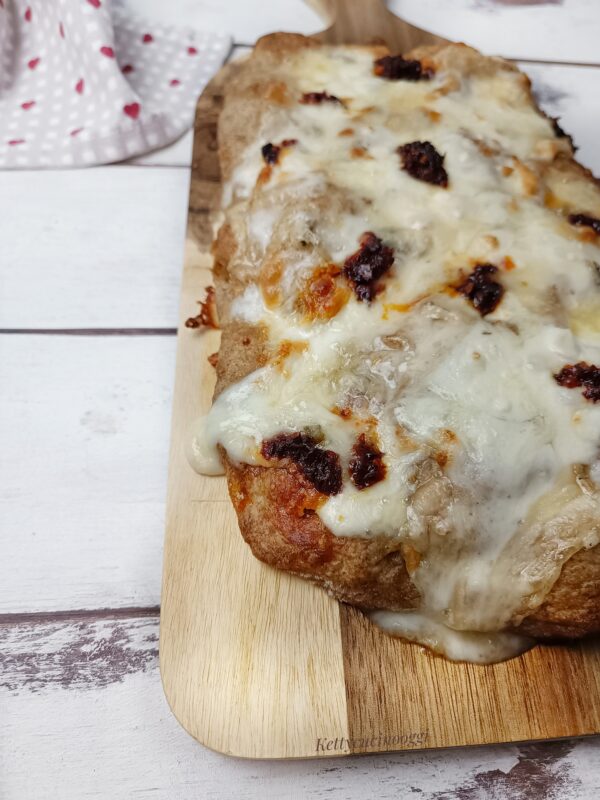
left=190, top=34, right=600, bottom=662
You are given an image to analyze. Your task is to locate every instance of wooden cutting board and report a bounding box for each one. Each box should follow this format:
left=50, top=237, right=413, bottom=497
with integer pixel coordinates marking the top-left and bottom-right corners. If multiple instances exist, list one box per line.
left=159, top=0, right=600, bottom=759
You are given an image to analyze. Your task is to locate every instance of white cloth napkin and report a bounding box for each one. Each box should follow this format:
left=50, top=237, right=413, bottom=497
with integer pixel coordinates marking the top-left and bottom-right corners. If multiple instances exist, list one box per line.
left=0, top=0, right=231, bottom=168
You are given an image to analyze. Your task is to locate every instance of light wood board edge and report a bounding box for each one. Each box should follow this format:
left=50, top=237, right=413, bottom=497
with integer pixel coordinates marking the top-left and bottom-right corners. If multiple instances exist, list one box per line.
left=307, top=0, right=450, bottom=48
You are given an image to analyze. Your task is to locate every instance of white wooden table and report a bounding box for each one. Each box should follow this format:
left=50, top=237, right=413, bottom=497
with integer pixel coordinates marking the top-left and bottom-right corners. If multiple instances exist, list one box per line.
left=2, top=1, right=600, bottom=797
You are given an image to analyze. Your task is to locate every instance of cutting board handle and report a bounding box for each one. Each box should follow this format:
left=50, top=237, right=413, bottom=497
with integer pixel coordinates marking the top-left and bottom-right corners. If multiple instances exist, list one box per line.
left=306, top=0, right=446, bottom=49
left=307, top=0, right=388, bottom=27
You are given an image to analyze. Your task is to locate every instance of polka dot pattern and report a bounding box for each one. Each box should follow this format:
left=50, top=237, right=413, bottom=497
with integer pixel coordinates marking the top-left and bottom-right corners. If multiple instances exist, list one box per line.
left=0, top=0, right=230, bottom=168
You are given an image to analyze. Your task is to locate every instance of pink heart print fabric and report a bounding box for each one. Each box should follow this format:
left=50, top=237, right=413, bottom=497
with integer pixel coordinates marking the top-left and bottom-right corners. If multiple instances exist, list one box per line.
left=0, top=0, right=231, bottom=168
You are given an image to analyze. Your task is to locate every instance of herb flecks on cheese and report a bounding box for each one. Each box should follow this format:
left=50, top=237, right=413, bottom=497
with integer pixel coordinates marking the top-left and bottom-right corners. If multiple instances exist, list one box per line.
left=194, top=43, right=600, bottom=663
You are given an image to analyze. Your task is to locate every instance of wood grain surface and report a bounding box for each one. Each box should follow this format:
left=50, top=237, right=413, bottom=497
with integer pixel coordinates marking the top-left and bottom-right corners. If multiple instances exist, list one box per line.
left=159, top=24, right=600, bottom=758
left=307, top=0, right=448, bottom=48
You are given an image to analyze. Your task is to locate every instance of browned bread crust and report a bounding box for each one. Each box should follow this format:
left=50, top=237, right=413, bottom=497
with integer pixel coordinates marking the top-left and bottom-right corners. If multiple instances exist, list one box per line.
left=212, top=33, right=600, bottom=641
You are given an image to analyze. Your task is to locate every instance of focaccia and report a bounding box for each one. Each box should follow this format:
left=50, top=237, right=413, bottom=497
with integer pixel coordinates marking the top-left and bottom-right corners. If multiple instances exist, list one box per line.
left=190, top=34, right=600, bottom=663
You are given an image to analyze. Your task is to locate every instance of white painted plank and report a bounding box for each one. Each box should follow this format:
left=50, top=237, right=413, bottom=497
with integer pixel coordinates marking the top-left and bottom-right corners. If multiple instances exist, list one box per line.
left=2, top=615, right=598, bottom=799
left=116, top=0, right=322, bottom=46
left=0, top=166, right=189, bottom=329
left=392, top=0, right=600, bottom=64
left=0, top=335, right=174, bottom=612
left=1, top=63, right=599, bottom=329
left=120, top=0, right=600, bottom=65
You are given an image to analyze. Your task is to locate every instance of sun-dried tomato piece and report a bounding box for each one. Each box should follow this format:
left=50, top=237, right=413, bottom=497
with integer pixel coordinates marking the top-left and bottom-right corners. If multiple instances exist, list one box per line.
left=568, top=213, right=600, bottom=236
left=207, top=352, right=219, bottom=368
left=373, top=55, right=432, bottom=81
left=343, top=232, right=394, bottom=302
left=554, top=362, right=600, bottom=403
left=300, top=91, right=342, bottom=105
left=185, top=286, right=219, bottom=329
left=261, top=432, right=343, bottom=495
left=456, top=264, right=504, bottom=316
left=349, top=434, right=386, bottom=490
left=397, top=141, right=448, bottom=187
left=261, top=139, right=298, bottom=166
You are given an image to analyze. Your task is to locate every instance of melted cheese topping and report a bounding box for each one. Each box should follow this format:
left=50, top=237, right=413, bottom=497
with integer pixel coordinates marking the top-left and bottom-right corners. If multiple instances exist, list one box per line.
left=195, top=45, right=600, bottom=663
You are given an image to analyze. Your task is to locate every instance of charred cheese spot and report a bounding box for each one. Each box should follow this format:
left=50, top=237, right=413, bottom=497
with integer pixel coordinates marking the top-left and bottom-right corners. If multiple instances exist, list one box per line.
left=260, top=138, right=298, bottom=166
left=332, top=405, right=353, bottom=420
left=382, top=302, right=414, bottom=319
left=257, top=164, right=272, bottom=185
left=295, top=264, right=350, bottom=321
left=261, top=142, right=280, bottom=165
left=300, top=91, right=343, bottom=106
left=423, top=108, right=442, bottom=123
left=350, top=146, right=372, bottom=159
left=550, top=116, right=576, bottom=151
left=569, top=213, right=600, bottom=237
left=435, top=451, right=449, bottom=467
